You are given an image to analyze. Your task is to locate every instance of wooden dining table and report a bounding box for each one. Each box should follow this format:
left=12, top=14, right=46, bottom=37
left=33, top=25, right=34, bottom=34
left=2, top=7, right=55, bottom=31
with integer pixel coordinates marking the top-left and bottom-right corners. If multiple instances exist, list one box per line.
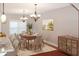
left=20, top=34, right=37, bottom=50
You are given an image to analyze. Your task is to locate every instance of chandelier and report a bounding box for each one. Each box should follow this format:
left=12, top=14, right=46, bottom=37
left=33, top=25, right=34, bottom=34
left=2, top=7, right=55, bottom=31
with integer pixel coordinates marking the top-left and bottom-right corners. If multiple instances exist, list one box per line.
left=20, top=10, right=28, bottom=22
left=0, top=3, right=6, bottom=23
left=30, top=4, right=40, bottom=22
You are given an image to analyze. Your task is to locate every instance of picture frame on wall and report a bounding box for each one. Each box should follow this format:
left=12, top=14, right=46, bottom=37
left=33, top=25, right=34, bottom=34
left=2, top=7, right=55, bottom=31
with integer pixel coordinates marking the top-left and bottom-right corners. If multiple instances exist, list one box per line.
left=42, top=19, right=54, bottom=31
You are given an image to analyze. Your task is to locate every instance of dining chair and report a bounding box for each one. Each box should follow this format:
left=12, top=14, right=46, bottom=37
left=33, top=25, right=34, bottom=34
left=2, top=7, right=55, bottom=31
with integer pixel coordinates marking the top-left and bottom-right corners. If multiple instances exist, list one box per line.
left=19, top=35, right=28, bottom=50
left=32, top=35, right=44, bottom=51
left=9, top=34, right=19, bottom=55
left=9, top=34, right=16, bottom=44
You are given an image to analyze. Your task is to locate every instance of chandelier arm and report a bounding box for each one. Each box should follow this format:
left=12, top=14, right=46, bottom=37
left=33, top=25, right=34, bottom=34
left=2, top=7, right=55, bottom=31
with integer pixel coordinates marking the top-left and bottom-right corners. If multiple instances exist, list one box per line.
left=3, top=3, right=4, bottom=14
left=30, top=4, right=40, bottom=22
left=35, top=4, right=37, bottom=15
left=23, top=10, right=25, bottom=17
left=1, top=3, right=6, bottom=23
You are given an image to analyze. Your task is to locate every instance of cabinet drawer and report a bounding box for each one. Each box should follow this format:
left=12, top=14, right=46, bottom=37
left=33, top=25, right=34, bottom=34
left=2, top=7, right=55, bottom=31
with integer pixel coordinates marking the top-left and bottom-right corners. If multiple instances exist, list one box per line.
left=67, top=46, right=72, bottom=54
left=58, top=35, right=78, bottom=56
left=72, top=40, right=77, bottom=44
left=67, top=40, right=71, bottom=46
left=67, top=39, right=71, bottom=43
left=59, top=39, right=66, bottom=42
left=58, top=43, right=62, bottom=49
left=72, top=41, right=77, bottom=48
left=62, top=39, right=66, bottom=42
left=72, top=48, right=77, bottom=56
left=59, top=39, right=66, bottom=46
left=72, top=43, right=77, bottom=48
left=67, top=47, right=72, bottom=54
left=62, top=45, right=66, bottom=52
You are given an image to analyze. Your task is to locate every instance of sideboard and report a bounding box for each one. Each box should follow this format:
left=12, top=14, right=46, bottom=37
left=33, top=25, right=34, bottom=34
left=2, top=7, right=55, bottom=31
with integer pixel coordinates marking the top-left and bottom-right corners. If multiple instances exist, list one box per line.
left=58, top=35, right=79, bottom=56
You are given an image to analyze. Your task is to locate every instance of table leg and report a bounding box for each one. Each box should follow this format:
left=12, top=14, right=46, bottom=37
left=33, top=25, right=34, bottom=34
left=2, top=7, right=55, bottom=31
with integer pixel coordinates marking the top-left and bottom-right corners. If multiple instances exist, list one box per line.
left=27, top=40, right=29, bottom=49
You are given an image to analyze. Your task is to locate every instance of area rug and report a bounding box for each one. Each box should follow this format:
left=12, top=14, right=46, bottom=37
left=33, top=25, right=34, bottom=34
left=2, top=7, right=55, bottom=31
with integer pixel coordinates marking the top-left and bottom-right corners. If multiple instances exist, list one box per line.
left=33, top=50, right=67, bottom=56
left=17, top=44, right=56, bottom=56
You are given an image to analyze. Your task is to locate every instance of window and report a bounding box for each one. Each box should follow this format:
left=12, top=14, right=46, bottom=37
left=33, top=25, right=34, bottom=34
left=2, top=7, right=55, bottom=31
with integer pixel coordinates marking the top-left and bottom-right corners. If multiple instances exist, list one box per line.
left=9, top=21, right=27, bottom=34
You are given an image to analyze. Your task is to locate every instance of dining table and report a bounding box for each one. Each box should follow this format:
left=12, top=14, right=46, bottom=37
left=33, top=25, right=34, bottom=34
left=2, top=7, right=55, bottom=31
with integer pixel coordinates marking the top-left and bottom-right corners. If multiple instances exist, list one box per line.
left=20, top=34, right=37, bottom=50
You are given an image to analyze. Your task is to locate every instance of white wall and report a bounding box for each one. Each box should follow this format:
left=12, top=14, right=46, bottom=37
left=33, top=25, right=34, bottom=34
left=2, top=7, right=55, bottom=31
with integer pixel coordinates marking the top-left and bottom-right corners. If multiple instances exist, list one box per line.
left=78, top=12, right=79, bottom=38
left=1, top=14, right=19, bottom=35
left=1, top=14, right=35, bottom=35
left=0, top=14, right=1, bottom=32
left=29, top=5, right=78, bottom=46
left=0, top=23, right=1, bottom=32
left=40, top=5, right=78, bottom=46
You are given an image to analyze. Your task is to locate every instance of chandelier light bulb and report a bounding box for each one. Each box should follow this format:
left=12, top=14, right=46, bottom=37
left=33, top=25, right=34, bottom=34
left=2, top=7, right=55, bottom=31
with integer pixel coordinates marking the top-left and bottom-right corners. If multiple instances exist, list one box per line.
left=0, top=14, right=6, bottom=23
left=0, top=3, right=6, bottom=23
left=20, top=16, right=28, bottom=20
left=20, top=9, right=28, bottom=22
left=30, top=4, right=40, bottom=22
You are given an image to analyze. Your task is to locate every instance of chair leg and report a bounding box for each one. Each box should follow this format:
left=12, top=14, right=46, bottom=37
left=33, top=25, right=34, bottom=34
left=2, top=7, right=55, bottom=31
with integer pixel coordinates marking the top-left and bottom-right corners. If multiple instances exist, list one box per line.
left=34, top=45, right=37, bottom=51
left=18, top=43, right=21, bottom=50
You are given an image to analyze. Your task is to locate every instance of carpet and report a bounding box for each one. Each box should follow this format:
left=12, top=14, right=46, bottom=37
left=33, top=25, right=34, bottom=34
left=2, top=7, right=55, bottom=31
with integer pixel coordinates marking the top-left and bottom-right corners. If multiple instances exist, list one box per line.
left=17, top=44, right=56, bottom=56
left=33, top=50, right=67, bottom=56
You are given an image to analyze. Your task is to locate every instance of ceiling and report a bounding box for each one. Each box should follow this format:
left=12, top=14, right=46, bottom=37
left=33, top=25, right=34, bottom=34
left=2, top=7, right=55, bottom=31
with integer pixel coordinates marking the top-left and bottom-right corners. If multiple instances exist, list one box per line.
left=0, top=3, right=70, bottom=15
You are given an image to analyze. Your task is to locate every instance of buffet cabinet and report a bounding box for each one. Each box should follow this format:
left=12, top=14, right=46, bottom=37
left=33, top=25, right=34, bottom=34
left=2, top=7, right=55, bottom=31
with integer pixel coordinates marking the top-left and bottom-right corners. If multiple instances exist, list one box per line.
left=58, top=35, right=79, bottom=56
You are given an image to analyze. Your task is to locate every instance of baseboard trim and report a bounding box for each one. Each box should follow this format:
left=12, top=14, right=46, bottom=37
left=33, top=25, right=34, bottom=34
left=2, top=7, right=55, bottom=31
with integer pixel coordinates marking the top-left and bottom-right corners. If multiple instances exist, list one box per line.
left=44, top=40, right=58, bottom=47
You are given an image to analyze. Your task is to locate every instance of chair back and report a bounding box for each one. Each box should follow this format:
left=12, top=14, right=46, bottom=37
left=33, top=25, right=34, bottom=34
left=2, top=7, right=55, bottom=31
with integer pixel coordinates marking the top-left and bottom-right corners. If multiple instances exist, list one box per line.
left=34, top=36, right=43, bottom=45
left=15, top=34, right=21, bottom=42
left=9, top=34, right=16, bottom=43
left=9, top=34, right=19, bottom=49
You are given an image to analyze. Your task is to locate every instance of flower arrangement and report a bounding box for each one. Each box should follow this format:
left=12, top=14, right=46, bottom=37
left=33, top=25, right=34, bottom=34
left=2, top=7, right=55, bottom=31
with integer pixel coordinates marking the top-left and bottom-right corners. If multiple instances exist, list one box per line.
left=27, top=23, right=32, bottom=34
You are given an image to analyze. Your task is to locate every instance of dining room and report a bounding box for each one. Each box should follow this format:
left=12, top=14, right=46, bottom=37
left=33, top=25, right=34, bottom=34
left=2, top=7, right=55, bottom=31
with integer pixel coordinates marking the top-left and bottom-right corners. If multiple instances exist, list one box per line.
left=0, top=3, right=79, bottom=56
